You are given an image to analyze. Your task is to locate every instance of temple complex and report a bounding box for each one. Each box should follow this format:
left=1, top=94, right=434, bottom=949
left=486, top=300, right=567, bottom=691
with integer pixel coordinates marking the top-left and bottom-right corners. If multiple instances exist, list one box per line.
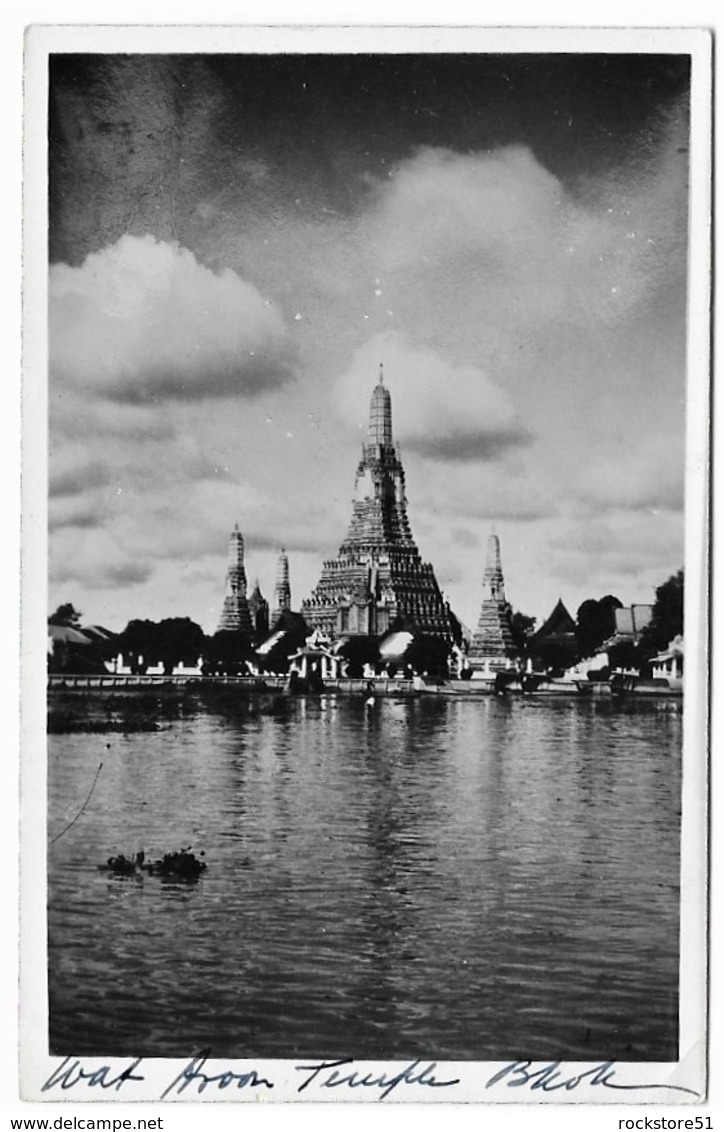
left=468, top=531, right=516, bottom=671
left=302, top=368, right=455, bottom=641
left=216, top=524, right=253, bottom=635
left=271, top=548, right=292, bottom=628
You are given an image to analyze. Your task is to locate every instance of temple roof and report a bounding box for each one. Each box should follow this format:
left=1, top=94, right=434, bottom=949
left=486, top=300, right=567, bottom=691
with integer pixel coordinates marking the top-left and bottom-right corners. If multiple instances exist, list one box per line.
left=532, top=598, right=577, bottom=641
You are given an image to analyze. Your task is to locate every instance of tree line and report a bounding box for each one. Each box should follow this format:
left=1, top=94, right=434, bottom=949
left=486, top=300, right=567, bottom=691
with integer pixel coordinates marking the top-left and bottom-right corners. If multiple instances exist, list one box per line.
left=509, top=569, right=684, bottom=674
left=48, top=568, right=683, bottom=678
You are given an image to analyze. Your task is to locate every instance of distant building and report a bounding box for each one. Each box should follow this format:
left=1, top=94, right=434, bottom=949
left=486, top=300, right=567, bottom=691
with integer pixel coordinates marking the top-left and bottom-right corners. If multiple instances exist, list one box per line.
left=651, top=634, right=684, bottom=688
left=601, top=604, right=653, bottom=650
left=248, top=579, right=270, bottom=642
left=216, top=524, right=253, bottom=635
left=289, top=630, right=344, bottom=683
left=271, top=548, right=292, bottom=628
left=468, top=531, right=516, bottom=672
left=303, top=368, right=455, bottom=641
left=47, top=623, right=117, bottom=674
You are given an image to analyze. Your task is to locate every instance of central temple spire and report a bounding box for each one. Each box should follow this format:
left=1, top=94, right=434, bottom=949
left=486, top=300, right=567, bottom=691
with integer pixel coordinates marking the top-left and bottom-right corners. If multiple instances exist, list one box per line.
left=368, top=366, right=393, bottom=446
left=303, top=369, right=455, bottom=641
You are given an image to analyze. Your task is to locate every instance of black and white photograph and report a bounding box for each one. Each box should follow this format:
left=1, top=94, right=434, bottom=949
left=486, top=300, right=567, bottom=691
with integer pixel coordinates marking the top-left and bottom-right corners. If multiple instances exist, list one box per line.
left=19, top=24, right=710, bottom=1107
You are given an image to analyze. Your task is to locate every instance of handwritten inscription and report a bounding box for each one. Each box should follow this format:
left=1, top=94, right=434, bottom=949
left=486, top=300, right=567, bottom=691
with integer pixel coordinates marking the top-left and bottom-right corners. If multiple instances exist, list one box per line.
left=486, top=1060, right=700, bottom=1098
left=161, top=1051, right=274, bottom=1098
left=40, top=1054, right=700, bottom=1101
left=295, top=1057, right=460, bottom=1099
left=42, top=1057, right=145, bottom=1094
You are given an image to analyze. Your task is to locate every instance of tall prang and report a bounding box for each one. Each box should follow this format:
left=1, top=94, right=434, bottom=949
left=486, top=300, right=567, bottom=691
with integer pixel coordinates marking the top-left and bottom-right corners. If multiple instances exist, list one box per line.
left=303, top=367, right=455, bottom=640
left=248, top=579, right=269, bottom=641
left=468, top=531, right=516, bottom=668
left=217, top=524, right=253, bottom=635
left=271, top=548, right=291, bottom=627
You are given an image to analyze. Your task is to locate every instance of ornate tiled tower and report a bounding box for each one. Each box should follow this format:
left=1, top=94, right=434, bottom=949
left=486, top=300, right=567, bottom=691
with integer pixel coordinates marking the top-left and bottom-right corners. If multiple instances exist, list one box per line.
left=271, top=548, right=291, bottom=627
left=468, top=531, right=516, bottom=668
left=217, top=524, right=253, bottom=635
left=303, top=368, right=454, bottom=640
left=248, top=579, right=269, bottom=642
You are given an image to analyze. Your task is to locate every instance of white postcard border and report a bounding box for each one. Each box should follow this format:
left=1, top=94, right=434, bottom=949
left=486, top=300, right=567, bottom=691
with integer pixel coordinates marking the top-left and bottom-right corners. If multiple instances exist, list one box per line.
left=21, top=23, right=712, bottom=1105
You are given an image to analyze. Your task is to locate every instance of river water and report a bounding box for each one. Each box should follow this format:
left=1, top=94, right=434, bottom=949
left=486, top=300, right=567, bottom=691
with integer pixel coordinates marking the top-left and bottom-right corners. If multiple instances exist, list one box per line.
left=47, top=693, right=681, bottom=1062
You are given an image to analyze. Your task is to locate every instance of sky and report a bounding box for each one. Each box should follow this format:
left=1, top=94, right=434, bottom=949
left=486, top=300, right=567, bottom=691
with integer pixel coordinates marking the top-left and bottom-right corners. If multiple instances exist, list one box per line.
left=47, top=51, right=690, bottom=635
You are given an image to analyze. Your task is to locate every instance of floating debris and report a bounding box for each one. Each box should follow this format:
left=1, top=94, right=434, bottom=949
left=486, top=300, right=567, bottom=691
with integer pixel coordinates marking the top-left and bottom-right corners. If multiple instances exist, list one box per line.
left=100, top=847, right=206, bottom=880
left=147, top=847, right=207, bottom=879
left=102, top=849, right=144, bottom=876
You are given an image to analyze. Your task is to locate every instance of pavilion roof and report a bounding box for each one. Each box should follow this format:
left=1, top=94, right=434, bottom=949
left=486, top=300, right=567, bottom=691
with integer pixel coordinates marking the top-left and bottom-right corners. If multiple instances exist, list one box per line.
left=532, top=599, right=576, bottom=641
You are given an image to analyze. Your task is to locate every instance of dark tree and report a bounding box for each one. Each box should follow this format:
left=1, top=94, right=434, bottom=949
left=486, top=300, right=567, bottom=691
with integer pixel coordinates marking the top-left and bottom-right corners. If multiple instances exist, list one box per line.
left=337, top=635, right=381, bottom=678
left=155, top=618, right=207, bottom=675
left=405, top=635, right=451, bottom=680
left=531, top=638, right=576, bottom=677
left=205, top=630, right=253, bottom=676
left=255, top=613, right=310, bottom=675
left=48, top=602, right=82, bottom=627
left=118, top=619, right=160, bottom=674
left=510, top=611, right=537, bottom=655
left=576, top=594, right=622, bottom=658
left=639, top=569, right=684, bottom=658
left=119, top=618, right=207, bottom=675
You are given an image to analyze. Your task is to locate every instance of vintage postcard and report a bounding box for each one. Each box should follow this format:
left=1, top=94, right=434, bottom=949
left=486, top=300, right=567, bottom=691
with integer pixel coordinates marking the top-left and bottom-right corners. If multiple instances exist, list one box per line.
left=20, top=25, right=711, bottom=1110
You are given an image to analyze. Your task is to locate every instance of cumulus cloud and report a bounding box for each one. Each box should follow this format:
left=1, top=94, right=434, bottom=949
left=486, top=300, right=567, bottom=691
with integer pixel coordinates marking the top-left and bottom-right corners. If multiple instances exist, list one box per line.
left=50, top=235, right=293, bottom=403
left=366, top=142, right=687, bottom=337
left=334, top=332, right=528, bottom=462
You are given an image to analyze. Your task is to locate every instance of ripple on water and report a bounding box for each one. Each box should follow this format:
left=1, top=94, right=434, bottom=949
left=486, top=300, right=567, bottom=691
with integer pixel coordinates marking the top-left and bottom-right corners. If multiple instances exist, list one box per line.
left=48, top=695, right=681, bottom=1061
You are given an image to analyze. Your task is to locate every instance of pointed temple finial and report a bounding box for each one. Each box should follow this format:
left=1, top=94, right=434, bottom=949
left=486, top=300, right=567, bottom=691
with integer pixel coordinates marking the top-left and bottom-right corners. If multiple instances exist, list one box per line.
left=368, top=370, right=393, bottom=446
left=379, top=362, right=384, bottom=385
left=485, top=530, right=502, bottom=575
left=467, top=528, right=515, bottom=667
left=217, top=523, right=253, bottom=634
left=272, top=546, right=292, bottom=626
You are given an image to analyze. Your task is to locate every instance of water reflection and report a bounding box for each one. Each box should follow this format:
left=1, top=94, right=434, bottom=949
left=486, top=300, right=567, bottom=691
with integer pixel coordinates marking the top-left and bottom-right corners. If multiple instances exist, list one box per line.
left=48, top=695, right=681, bottom=1061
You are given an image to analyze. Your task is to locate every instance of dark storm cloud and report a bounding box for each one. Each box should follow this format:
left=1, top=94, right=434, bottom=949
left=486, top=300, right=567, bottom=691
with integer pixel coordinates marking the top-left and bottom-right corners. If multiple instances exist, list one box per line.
left=49, top=53, right=690, bottom=265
